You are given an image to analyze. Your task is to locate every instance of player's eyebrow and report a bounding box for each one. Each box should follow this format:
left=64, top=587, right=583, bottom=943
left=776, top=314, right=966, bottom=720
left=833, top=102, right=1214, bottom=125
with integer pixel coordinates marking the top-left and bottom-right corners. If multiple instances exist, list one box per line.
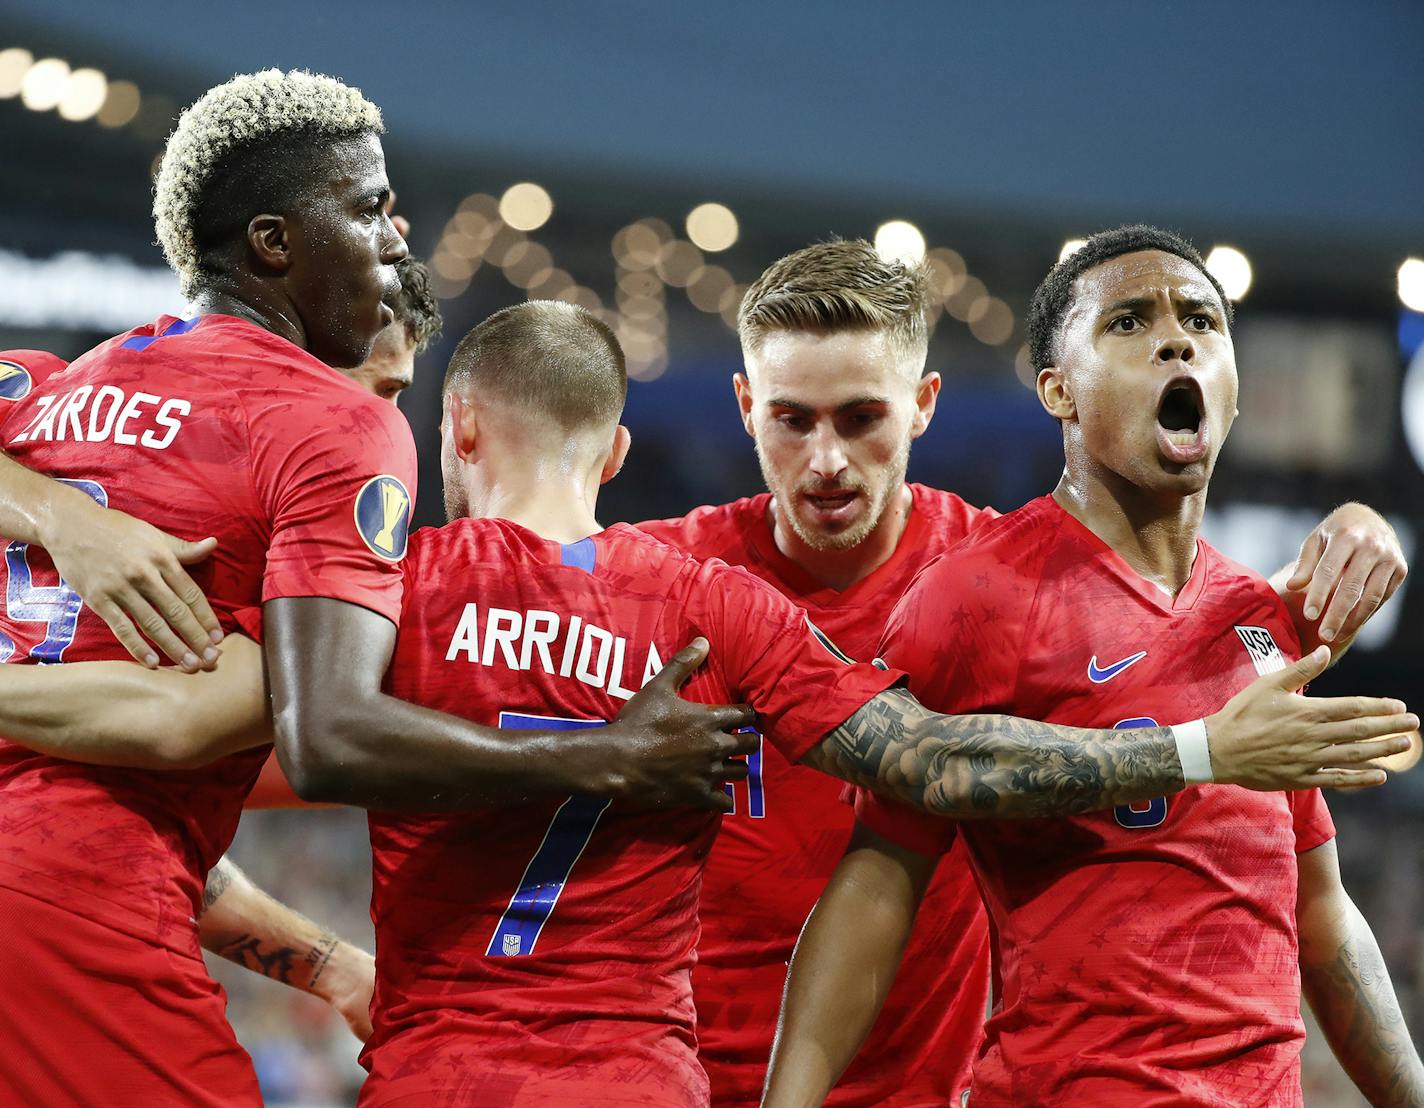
left=1174, top=295, right=1222, bottom=318
left=1099, top=296, right=1157, bottom=319
left=766, top=395, right=891, bottom=414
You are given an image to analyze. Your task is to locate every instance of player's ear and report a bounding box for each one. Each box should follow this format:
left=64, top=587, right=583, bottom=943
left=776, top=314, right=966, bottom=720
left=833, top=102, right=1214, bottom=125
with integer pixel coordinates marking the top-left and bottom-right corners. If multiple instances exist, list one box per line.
left=732, top=373, right=756, bottom=438
left=246, top=214, right=291, bottom=273
left=446, top=390, right=479, bottom=462
left=1037, top=365, right=1076, bottom=422
left=600, top=425, right=632, bottom=485
left=911, top=370, right=941, bottom=439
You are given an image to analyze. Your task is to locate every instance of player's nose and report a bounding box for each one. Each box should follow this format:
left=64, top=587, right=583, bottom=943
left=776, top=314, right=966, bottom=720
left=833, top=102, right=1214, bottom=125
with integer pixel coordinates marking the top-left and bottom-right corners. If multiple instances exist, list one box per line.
left=808, top=427, right=848, bottom=479
left=1154, top=335, right=1195, bottom=365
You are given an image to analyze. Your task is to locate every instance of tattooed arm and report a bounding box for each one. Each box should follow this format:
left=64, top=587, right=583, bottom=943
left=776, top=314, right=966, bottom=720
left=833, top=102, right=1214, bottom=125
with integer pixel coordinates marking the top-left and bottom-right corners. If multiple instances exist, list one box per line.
left=799, top=647, right=1415, bottom=817
left=1297, top=840, right=1424, bottom=1106
left=199, top=856, right=376, bottom=1041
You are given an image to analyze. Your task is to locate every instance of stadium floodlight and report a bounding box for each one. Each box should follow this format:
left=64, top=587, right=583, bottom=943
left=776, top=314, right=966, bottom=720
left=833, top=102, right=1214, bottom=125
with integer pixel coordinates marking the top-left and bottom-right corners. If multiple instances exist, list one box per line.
left=1206, top=245, right=1252, bottom=300
left=874, top=220, right=926, bottom=266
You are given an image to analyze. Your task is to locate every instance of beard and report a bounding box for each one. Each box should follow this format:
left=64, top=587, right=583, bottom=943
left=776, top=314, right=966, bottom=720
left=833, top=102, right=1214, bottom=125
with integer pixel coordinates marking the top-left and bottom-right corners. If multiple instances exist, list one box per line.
left=756, top=436, right=911, bottom=552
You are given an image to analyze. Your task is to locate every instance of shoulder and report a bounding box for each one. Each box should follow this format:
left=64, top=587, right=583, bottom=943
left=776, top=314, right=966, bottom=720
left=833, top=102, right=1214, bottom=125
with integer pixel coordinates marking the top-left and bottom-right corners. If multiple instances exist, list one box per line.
left=909, top=495, right=1064, bottom=593
left=633, top=494, right=770, bottom=558
left=908, top=483, right=998, bottom=540
left=0, top=350, right=67, bottom=397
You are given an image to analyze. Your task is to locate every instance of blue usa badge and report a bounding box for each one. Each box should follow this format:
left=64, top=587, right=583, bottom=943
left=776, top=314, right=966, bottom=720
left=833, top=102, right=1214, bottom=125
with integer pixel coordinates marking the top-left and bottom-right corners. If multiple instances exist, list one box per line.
left=353, top=475, right=412, bottom=561
left=0, top=360, right=34, bottom=402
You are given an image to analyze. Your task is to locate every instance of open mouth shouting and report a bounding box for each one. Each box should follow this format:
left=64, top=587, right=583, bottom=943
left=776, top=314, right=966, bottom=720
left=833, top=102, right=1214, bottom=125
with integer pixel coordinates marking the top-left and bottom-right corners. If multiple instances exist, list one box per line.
left=1155, top=376, right=1209, bottom=465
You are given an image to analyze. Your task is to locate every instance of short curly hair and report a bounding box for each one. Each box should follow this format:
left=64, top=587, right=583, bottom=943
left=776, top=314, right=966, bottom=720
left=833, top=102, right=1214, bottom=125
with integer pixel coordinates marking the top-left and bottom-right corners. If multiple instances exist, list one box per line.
left=1026, top=224, right=1233, bottom=373
left=738, top=239, right=931, bottom=375
left=154, top=69, right=384, bottom=297
left=392, top=259, right=442, bottom=354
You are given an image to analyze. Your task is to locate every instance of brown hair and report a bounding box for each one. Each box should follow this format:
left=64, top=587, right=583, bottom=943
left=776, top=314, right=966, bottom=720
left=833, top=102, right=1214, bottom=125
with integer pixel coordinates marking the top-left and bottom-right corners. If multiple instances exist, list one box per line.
left=445, top=301, right=627, bottom=431
left=738, top=239, right=931, bottom=368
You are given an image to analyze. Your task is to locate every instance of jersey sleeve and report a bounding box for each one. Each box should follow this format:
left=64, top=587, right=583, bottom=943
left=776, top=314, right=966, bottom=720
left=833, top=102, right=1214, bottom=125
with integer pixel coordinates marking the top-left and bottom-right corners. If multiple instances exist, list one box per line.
left=1287, top=788, right=1336, bottom=854
left=688, top=559, right=903, bottom=763
left=246, top=386, right=418, bottom=625
left=854, top=538, right=1036, bottom=857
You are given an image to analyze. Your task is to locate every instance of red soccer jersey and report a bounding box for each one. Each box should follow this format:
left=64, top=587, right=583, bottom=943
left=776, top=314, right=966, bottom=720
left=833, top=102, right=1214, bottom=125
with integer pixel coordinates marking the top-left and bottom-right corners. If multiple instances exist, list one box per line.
left=359, top=519, right=900, bottom=1108
left=638, top=484, right=997, bottom=1107
left=0, top=318, right=415, bottom=950
left=860, top=495, right=1334, bottom=1107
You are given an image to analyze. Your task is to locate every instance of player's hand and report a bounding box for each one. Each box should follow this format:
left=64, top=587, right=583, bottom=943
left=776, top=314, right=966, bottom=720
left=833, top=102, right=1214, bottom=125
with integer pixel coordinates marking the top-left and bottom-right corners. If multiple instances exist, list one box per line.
left=313, top=942, right=375, bottom=1042
left=1283, top=503, right=1407, bottom=647
left=42, top=493, right=223, bottom=672
left=601, top=637, right=757, bottom=811
left=1204, top=646, right=1417, bottom=790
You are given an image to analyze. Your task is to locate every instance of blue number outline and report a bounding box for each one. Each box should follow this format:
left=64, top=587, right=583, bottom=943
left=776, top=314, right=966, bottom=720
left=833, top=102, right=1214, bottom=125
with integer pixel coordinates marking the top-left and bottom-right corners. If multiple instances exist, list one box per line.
left=724, top=728, right=766, bottom=818
left=486, top=711, right=612, bottom=957
left=0, top=478, right=107, bottom=664
left=1112, top=716, right=1169, bottom=829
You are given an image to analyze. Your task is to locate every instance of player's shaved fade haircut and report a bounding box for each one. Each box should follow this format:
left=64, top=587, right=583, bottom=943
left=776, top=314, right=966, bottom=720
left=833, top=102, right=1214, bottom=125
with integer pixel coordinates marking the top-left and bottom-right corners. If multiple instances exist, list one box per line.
left=738, top=239, right=931, bottom=373
left=392, top=259, right=442, bottom=354
left=1027, top=224, right=1234, bottom=373
left=154, top=69, right=384, bottom=297
left=446, top=301, right=627, bottom=432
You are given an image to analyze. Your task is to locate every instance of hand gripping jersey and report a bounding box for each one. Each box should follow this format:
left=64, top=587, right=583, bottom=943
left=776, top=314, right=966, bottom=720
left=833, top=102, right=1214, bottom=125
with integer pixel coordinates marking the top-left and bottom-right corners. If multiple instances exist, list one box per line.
left=0, top=322, right=414, bottom=1105
left=360, top=520, right=900, bottom=1108
left=637, top=485, right=996, bottom=1107
left=859, top=495, right=1333, bottom=1108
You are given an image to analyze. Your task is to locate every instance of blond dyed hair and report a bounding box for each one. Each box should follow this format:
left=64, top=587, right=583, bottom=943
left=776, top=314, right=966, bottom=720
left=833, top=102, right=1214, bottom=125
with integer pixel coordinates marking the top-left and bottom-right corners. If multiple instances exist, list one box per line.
left=737, top=239, right=931, bottom=373
left=153, top=69, right=384, bottom=296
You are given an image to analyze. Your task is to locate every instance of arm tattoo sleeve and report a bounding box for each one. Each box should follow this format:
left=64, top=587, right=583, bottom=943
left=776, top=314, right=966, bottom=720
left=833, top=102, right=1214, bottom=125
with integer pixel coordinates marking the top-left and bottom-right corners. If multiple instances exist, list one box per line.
left=1303, top=911, right=1424, bottom=1106
left=804, top=687, right=1185, bottom=818
left=201, top=857, right=236, bottom=912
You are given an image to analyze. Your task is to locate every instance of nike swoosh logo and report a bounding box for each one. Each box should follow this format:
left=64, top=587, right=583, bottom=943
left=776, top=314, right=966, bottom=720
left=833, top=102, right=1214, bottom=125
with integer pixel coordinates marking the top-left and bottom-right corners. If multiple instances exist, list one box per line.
left=1088, top=650, right=1148, bottom=683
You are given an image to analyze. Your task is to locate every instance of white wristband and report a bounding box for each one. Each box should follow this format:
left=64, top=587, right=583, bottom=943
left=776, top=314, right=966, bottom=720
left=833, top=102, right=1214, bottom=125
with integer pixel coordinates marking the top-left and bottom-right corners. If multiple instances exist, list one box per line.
left=1171, top=719, right=1214, bottom=785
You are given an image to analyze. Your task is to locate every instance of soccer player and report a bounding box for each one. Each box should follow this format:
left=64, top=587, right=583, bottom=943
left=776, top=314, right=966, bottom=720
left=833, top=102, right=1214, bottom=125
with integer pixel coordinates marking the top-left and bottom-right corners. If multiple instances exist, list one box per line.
left=0, top=70, right=749, bottom=1106
left=636, top=239, right=1409, bottom=1106
left=1, top=298, right=1412, bottom=1107
left=763, top=225, right=1424, bottom=1107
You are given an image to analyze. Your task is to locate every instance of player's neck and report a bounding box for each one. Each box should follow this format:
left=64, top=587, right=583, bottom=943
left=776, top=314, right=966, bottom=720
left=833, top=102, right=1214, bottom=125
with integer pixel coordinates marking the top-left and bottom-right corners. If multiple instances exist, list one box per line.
left=1052, top=467, right=1205, bottom=597
left=190, top=285, right=306, bottom=351
left=768, top=483, right=912, bottom=592
left=472, top=472, right=602, bottom=545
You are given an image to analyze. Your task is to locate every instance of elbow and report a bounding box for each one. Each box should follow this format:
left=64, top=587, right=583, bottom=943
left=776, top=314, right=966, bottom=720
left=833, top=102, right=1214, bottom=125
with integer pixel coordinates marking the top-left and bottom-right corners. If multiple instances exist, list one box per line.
left=272, top=696, right=368, bottom=804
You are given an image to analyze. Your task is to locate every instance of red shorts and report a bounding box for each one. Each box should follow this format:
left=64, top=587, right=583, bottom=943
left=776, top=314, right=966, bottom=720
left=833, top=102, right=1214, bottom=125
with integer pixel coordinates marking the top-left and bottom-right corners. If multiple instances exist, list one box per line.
left=0, top=884, right=261, bottom=1106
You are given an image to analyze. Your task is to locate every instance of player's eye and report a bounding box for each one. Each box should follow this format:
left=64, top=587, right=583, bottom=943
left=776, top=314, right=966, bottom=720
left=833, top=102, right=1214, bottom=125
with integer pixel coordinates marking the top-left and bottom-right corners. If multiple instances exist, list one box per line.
left=1185, top=314, right=1214, bottom=332
left=1108, top=315, right=1142, bottom=334
left=776, top=414, right=810, bottom=432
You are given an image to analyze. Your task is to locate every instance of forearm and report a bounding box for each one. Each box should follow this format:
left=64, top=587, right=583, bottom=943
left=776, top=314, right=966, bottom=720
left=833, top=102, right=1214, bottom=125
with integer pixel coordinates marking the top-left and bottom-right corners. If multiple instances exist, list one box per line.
left=274, top=684, right=594, bottom=809
left=0, top=450, right=97, bottom=547
left=1301, top=898, right=1424, bottom=1105
left=199, top=857, right=371, bottom=1004
left=0, top=638, right=268, bottom=769
left=764, top=833, right=929, bottom=1107
left=805, top=688, right=1184, bottom=819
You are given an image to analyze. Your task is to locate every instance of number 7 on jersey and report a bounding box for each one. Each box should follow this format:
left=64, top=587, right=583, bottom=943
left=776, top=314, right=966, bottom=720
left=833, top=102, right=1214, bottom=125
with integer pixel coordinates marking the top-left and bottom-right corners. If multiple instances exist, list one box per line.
left=487, top=712, right=612, bottom=958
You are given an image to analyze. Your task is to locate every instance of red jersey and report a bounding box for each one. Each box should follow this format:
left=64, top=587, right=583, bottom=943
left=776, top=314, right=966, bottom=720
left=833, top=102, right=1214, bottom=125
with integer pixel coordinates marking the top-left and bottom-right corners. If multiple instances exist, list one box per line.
left=638, top=484, right=996, bottom=1107
left=861, top=495, right=1334, bottom=1107
left=0, top=318, right=415, bottom=950
left=360, top=520, right=900, bottom=1108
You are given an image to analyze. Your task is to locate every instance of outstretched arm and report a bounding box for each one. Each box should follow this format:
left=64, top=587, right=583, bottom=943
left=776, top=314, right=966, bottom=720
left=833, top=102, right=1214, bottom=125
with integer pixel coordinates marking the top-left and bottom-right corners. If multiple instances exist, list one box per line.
left=0, top=635, right=268, bottom=769
left=1297, top=839, right=1424, bottom=1106
left=800, top=649, right=1415, bottom=818
left=763, top=822, right=937, bottom=1108
left=199, top=856, right=375, bottom=1041
left=0, top=449, right=225, bottom=670
left=1274, top=502, right=1407, bottom=653
left=266, top=597, right=756, bottom=812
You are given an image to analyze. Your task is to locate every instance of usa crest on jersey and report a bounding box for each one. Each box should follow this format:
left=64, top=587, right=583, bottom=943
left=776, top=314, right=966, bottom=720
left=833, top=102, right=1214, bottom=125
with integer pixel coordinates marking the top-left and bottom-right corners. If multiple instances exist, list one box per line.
left=353, top=475, right=412, bottom=561
left=1235, top=625, right=1286, bottom=676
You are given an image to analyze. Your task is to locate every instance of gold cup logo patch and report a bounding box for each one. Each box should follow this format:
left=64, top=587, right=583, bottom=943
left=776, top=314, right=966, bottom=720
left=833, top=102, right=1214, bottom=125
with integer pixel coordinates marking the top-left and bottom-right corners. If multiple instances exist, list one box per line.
left=354, top=475, right=412, bottom=561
